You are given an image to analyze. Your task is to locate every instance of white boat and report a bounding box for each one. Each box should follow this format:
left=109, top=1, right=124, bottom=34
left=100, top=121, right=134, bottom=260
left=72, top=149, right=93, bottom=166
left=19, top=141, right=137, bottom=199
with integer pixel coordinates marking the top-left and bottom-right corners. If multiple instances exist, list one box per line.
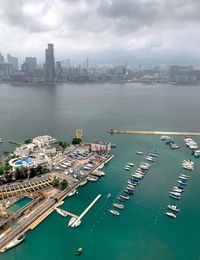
left=193, top=150, right=200, bottom=157
left=173, top=188, right=183, bottom=193
left=68, top=189, right=78, bottom=197
left=56, top=208, right=67, bottom=217
left=109, top=209, right=119, bottom=216
left=160, top=135, right=171, bottom=140
left=180, top=174, right=189, bottom=178
left=127, top=163, right=134, bottom=167
left=131, top=174, right=143, bottom=179
left=182, top=164, right=194, bottom=171
left=113, top=203, right=124, bottom=210
left=98, top=171, right=106, bottom=176
left=170, top=191, right=181, bottom=197
left=124, top=166, right=131, bottom=171
left=168, top=205, right=180, bottom=212
left=79, top=180, right=88, bottom=186
left=166, top=212, right=176, bottom=218
left=179, top=175, right=188, bottom=181
left=145, top=156, right=156, bottom=162
left=2, top=234, right=25, bottom=252
left=170, top=143, right=180, bottom=149
left=136, top=151, right=143, bottom=155
left=87, top=176, right=99, bottom=182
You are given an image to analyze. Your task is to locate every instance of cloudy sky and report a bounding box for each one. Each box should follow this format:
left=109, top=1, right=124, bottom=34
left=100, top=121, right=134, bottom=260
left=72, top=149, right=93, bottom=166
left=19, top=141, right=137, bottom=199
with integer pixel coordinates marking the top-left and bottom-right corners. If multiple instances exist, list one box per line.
left=0, top=0, right=200, bottom=65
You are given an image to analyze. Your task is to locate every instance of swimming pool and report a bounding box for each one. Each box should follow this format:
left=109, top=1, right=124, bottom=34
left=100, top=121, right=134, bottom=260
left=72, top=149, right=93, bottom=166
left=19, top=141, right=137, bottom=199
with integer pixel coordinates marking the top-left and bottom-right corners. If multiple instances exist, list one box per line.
left=15, top=157, right=32, bottom=166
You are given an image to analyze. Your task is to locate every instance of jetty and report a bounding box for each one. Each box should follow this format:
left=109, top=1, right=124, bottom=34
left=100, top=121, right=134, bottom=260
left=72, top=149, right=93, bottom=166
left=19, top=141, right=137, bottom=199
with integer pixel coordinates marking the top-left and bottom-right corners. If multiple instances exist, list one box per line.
left=7, top=140, right=22, bottom=146
left=108, top=129, right=200, bottom=136
left=54, top=208, right=78, bottom=218
left=70, top=194, right=101, bottom=227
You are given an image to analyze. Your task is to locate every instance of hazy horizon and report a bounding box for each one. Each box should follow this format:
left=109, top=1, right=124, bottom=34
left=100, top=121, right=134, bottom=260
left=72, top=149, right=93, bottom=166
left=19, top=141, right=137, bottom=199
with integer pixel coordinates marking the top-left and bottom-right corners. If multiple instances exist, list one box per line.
left=0, top=0, right=200, bottom=66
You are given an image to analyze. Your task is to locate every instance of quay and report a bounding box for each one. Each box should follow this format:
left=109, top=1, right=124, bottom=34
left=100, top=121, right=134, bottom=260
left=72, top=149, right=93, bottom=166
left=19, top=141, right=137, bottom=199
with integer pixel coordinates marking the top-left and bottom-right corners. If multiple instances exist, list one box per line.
left=108, top=129, right=200, bottom=136
left=70, top=194, right=101, bottom=227
left=7, top=140, right=22, bottom=146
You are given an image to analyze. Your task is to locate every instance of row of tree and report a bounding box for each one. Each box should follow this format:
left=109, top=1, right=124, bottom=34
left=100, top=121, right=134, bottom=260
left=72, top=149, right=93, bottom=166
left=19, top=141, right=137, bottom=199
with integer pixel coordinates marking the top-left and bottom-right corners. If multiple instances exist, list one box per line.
left=51, top=177, right=68, bottom=190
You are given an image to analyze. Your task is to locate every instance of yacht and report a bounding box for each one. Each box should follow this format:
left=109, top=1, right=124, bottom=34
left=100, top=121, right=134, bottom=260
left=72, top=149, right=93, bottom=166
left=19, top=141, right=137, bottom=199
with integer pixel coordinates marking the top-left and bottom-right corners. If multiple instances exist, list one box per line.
left=113, top=203, right=124, bottom=210
left=170, top=143, right=180, bottom=149
left=126, top=186, right=135, bottom=191
left=168, top=205, right=180, bottom=212
left=172, top=187, right=183, bottom=193
left=68, top=217, right=78, bottom=227
left=124, top=189, right=134, bottom=194
left=179, top=175, right=189, bottom=181
left=131, top=173, right=143, bottom=179
left=166, top=212, right=176, bottom=218
left=68, top=189, right=78, bottom=197
left=109, top=209, right=120, bottom=216
left=177, top=180, right=188, bottom=186
left=117, top=196, right=126, bottom=202
left=127, top=162, right=134, bottom=167
left=2, top=234, right=25, bottom=252
left=124, top=166, right=131, bottom=171
left=160, top=135, right=171, bottom=140
left=56, top=208, right=67, bottom=217
left=180, top=174, right=189, bottom=178
left=145, top=156, right=156, bottom=162
left=174, top=186, right=184, bottom=191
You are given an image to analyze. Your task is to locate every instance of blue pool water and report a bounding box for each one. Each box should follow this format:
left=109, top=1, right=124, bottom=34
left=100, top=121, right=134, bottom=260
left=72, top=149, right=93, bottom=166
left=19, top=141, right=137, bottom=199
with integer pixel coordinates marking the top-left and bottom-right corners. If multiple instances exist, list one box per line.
left=15, top=157, right=32, bottom=166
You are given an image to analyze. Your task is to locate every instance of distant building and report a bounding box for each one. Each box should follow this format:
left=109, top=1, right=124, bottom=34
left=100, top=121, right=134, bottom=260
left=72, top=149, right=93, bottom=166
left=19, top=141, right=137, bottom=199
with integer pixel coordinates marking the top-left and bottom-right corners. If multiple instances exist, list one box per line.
left=0, top=52, right=4, bottom=64
left=91, top=141, right=111, bottom=154
left=7, top=54, right=19, bottom=72
left=44, top=43, right=55, bottom=82
left=25, top=57, right=37, bottom=73
left=56, top=61, right=63, bottom=79
left=75, top=129, right=83, bottom=140
left=0, top=63, right=13, bottom=81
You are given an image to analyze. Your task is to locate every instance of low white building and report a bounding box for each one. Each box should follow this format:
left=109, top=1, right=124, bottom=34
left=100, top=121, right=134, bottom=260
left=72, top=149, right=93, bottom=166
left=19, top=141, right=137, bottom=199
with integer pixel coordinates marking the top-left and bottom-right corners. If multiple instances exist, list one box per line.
left=32, top=135, right=56, bottom=148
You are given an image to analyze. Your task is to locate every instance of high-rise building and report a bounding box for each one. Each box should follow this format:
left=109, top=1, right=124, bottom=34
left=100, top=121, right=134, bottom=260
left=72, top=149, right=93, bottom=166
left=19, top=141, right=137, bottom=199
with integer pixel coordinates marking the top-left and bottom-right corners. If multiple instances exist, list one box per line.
left=0, top=53, right=4, bottom=64
left=56, top=61, right=62, bottom=79
left=44, top=43, right=55, bottom=82
left=25, top=57, right=37, bottom=73
left=7, top=54, right=19, bottom=72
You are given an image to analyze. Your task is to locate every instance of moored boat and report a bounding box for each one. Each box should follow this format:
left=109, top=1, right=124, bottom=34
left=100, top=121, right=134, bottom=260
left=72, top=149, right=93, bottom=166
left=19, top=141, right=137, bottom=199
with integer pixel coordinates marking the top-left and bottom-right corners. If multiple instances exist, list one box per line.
left=166, top=212, right=176, bottom=218
left=56, top=208, right=67, bottom=217
left=120, top=194, right=129, bottom=200
left=2, top=234, right=25, bottom=252
left=76, top=247, right=83, bottom=256
left=169, top=194, right=180, bottom=200
left=68, top=189, right=78, bottom=197
left=136, top=151, right=143, bottom=155
left=168, top=205, right=180, bottom=212
left=87, top=176, right=99, bottom=182
left=79, top=180, right=88, bottom=186
left=113, top=203, right=124, bottom=210
left=109, top=209, right=120, bottom=216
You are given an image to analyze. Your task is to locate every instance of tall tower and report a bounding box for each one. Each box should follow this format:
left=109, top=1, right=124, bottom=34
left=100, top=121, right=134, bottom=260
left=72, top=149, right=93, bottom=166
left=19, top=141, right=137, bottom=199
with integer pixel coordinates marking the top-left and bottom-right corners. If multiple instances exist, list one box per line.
left=44, top=43, right=55, bottom=82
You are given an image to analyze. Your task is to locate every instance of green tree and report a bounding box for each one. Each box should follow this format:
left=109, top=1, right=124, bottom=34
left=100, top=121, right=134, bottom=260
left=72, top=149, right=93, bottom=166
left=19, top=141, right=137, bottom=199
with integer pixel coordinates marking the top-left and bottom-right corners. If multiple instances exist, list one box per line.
left=15, top=167, right=21, bottom=180
left=72, top=137, right=81, bottom=145
left=60, top=179, right=68, bottom=190
left=24, top=139, right=32, bottom=144
left=0, top=167, right=4, bottom=175
left=51, top=177, right=59, bottom=187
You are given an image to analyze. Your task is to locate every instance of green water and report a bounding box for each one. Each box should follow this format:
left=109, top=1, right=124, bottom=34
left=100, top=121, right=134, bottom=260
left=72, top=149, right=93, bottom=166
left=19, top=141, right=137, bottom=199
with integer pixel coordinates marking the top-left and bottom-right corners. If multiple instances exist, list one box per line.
left=8, top=197, right=32, bottom=213
left=0, top=83, right=200, bottom=259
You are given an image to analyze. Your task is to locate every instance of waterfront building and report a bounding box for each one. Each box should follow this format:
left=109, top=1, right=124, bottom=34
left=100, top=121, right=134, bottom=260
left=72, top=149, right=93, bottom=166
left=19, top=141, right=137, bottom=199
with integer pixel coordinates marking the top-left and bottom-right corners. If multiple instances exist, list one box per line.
left=7, top=54, right=19, bottom=72
left=56, top=61, right=63, bottom=80
left=91, top=141, right=111, bottom=154
left=44, top=43, right=56, bottom=82
left=32, top=135, right=56, bottom=148
left=0, top=63, right=13, bottom=81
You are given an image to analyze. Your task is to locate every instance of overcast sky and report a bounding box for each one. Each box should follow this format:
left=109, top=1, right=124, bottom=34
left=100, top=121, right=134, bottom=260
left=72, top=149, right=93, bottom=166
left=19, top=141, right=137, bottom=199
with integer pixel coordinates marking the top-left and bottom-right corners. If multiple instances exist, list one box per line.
left=0, top=0, right=200, bottom=65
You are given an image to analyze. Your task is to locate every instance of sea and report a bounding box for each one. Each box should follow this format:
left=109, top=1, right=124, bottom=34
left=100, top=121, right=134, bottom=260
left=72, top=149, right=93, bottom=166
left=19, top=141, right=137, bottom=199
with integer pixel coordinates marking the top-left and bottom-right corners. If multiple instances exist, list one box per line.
left=0, top=82, right=200, bottom=260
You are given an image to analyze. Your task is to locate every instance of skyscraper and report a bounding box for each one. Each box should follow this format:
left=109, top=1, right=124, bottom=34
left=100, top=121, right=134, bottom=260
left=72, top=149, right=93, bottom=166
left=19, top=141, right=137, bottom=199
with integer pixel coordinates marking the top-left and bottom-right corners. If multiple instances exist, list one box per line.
left=7, top=54, right=19, bottom=72
left=0, top=52, right=4, bottom=64
left=25, top=57, right=37, bottom=73
left=44, top=43, right=55, bottom=82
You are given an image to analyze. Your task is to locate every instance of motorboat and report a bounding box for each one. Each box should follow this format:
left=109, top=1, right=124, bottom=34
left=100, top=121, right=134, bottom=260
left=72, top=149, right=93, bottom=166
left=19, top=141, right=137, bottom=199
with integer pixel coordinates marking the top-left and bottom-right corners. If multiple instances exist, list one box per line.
left=169, top=194, right=180, bottom=200
left=177, top=180, right=188, bottom=186
left=193, top=150, right=200, bottom=157
left=145, top=156, right=156, bottom=162
left=149, top=152, right=158, bottom=157
left=179, top=174, right=189, bottom=178
left=168, top=205, right=180, bottom=212
left=127, top=184, right=136, bottom=189
left=126, top=186, right=135, bottom=191
left=166, top=212, right=176, bottom=218
left=170, top=191, right=181, bottom=197
left=172, top=187, right=183, bottom=193
left=173, top=186, right=184, bottom=191
left=68, top=189, right=78, bottom=197
left=117, top=196, right=126, bottom=202
left=2, top=234, right=25, bottom=252
left=97, top=171, right=106, bottom=176
left=124, top=166, right=131, bottom=171
left=127, top=162, right=134, bottom=167
left=87, top=176, right=99, bottom=182
left=124, top=189, right=134, bottom=194
left=160, top=135, right=171, bottom=140
left=76, top=247, right=83, bottom=256
left=131, top=174, right=143, bottom=179
left=120, top=194, right=129, bottom=200
left=113, top=203, right=124, bottom=210
left=68, top=217, right=78, bottom=227
left=170, top=143, right=180, bottom=149
left=109, top=209, right=120, bottom=216
left=179, top=175, right=189, bottom=181
left=79, top=180, right=88, bottom=186
left=56, top=208, right=68, bottom=217
left=136, top=151, right=143, bottom=155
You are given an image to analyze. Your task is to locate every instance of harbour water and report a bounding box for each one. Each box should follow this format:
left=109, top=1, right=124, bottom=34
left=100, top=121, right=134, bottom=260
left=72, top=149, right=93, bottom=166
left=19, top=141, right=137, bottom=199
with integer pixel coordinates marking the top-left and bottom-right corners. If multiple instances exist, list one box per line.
left=0, top=83, right=200, bottom=259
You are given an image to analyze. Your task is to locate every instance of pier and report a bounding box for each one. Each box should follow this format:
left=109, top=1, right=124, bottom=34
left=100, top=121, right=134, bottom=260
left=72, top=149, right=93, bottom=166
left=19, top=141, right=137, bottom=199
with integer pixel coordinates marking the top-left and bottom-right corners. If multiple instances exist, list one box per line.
left=70, top=194, right=101, bottom=227
left=108, top=129, right=200, bottom=136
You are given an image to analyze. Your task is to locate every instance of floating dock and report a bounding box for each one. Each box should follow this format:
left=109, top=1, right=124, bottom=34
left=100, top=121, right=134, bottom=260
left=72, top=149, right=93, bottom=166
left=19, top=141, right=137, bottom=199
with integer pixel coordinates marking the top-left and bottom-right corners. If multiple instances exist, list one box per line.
left=70, top=194, right=101, bottom=228
left=108, top=129, right=200, bottom=136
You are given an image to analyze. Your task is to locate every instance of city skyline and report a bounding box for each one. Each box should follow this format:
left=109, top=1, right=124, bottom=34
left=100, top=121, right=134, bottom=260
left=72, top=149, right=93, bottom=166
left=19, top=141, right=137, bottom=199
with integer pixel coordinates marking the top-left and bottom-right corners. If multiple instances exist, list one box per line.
left=0, top=1, right=200, bottom=65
